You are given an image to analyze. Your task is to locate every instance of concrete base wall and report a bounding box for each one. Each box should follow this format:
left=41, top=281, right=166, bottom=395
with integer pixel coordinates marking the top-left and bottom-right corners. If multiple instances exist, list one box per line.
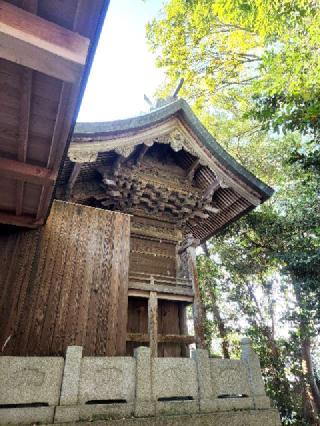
left=53, top=409, right=281, bottom=426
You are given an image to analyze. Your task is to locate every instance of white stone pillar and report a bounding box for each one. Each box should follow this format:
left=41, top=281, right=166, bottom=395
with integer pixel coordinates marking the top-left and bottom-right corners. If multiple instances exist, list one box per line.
left=241, top=338, right=271, bottom=409
left=193, top=348, right=215, bottom=412
left=54, top=346, right=82, bottom=423
left=134, top=346, right=155, bottom=417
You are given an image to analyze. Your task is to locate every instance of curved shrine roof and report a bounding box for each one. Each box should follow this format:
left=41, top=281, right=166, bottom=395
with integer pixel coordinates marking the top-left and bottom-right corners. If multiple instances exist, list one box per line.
left=59, top=98, right=273, bottom=242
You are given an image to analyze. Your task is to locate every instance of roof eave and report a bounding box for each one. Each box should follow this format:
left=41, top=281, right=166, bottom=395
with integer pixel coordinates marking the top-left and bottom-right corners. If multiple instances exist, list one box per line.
left=48, top=0, right=111, bottom=221
left=73, top=98, right=274, bottom=203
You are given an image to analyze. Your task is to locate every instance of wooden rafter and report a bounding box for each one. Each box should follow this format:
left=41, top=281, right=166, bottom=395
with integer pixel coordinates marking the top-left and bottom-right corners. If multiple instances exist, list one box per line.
left=0, top=0, right=109, bottom=228
left=36, top=83, right=73, bottom=221
left=0, top=0, right=89, bottom=82
left=186, top=158, right=200, bottom=181
left=16, top=69, right=32, bottom=216
left=204, top=178, right=220, bottom=199
left=36, top=0, right=90, bottom=223
left=0, top=157, right=55, bottom=185
left=135, top=144, right=149, bottom=166
left=66, top=162, right=81, bottom=196
left=0, top=211, right=41, bottom=227
left=15, top=0, right=37, bottom=216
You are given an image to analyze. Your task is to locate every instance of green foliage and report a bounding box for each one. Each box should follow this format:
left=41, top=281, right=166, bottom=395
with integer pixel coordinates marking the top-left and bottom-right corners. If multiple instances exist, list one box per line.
left=148, top=0, right=320, bottom=424
left=147, top=0, right=320, bottom=171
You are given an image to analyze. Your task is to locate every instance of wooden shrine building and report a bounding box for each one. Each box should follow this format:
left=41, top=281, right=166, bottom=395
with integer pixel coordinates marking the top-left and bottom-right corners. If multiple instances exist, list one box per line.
left=0, top=3, right=282, bottom=425
left=0, top=98, right=273, bottom=359
left=59, top=99, right=273, bottom=358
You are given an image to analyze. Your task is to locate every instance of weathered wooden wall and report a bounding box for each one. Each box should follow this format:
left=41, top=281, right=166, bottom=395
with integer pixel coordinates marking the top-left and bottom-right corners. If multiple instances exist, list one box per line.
left=0, top=200, right=130, bottom=356
left=126, top=297, right=186, bottom=357
left=130, top=236, right=176, bottom=277
left=158, top=300, right=183, bottom=357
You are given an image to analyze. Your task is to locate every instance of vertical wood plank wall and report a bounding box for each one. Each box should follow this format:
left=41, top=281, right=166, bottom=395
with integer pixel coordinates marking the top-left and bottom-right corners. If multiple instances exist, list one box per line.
left=0, top=201, right=130, bottom=357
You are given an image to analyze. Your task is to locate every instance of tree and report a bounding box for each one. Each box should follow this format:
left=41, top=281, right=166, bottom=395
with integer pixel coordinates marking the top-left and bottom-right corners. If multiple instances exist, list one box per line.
left=148, top=1, right=320, bottom=424
left=147, top=0, right=320, bottom=170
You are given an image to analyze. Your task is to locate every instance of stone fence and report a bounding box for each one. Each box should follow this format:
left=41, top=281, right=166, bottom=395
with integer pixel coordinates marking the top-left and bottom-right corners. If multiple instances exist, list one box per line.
left=0, top=339, right=272, bottom=425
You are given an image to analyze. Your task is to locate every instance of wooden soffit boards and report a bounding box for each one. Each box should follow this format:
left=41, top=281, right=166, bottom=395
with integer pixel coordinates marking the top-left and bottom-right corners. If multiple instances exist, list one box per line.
left=0, top=0, right=109, bottom=228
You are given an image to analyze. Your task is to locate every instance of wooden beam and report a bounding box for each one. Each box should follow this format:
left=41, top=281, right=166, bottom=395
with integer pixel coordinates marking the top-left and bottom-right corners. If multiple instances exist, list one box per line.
left=186, top=158, right=200, bottom=181
left=127, top=333, right=149, bottom=343
left=135, top=144, right=149, bottom=166
left=66, top=162, right=81, bottom=196
left=204, top=178, right=220, bottom=199
left=35, top=55, right=83, bottom=222
left=15, top=0, right=37, bottom=216
left=0, top=0, right=89, bottom=82
left=129, top=281, right=194, bottom=298
left=0, top=157, right=55, bottom=185
left=16, top=69, right=32, bottom=215
left=128, top=289, right=194, bottom=303
left=204, top=204, right=221, bottom=214
left=36, top=83, right=72, bottom=221
left=126, top=333, right=195, bottom=345
left=158, top=334, right=195, bottom=344
left=16, top=0, right=37, bottom=216
left=148, top=291, right=158, bottom=357
left=0, top=211, right=42, bottom=227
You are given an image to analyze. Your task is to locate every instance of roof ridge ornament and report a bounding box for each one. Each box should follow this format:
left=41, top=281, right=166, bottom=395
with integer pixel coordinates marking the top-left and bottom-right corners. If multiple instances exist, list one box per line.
left=144, top=78, right=185, bottom=111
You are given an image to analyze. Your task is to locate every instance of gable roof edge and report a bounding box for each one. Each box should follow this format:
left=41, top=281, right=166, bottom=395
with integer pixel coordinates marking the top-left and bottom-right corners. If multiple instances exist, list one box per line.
left=74, top=98, right=274, bottom=202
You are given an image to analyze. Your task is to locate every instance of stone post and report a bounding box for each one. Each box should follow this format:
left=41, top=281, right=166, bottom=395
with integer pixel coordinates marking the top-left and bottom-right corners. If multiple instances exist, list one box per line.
left=193, top=349, right=214, bottom=412
left=54, top=346, right=82, bottom=423
left=241, top=338, right=270, bottom=409
left=134, top=346, right=155, bottom=417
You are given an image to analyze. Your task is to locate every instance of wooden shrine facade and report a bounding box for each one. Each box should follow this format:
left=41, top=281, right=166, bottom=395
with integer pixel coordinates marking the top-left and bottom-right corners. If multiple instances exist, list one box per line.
left=50, top=99, right=272, bottom=358
left=0, top=99, right=273, bottom=358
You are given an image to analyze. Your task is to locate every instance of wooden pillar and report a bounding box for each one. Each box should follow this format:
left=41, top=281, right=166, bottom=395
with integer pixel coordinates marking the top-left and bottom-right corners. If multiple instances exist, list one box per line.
left=148, top=291, right=158, bottom=357
left=179, top=303, right=190, bottom=357
left=179, top=234, right=207, bottom=350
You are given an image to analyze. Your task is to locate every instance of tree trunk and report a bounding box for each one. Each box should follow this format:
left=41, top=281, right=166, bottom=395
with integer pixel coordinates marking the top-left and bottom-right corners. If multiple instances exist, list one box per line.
left=202, top=242, right=230, bottom=358
left=188, top=246, right=207, bottom=349
left=301, top=336, right=320, bottom=424
left=209, top=288, right=230, bottom=358
left=294, top=280, right=320, bottom=424
left=245, top=283, right=293, bottom=415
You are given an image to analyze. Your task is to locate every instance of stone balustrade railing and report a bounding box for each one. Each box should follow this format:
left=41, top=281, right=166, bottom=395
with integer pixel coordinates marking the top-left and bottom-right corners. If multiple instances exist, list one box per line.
left=0, top=339, right=272, bottom=425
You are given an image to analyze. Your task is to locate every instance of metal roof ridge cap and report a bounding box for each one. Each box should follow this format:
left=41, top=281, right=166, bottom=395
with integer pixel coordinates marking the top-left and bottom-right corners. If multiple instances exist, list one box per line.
left=74, top=98, right=184, bottom=135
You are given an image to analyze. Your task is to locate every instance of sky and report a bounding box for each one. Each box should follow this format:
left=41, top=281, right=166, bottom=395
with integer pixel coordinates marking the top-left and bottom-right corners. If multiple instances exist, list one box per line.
left=77, top=0, right=165, bottom=123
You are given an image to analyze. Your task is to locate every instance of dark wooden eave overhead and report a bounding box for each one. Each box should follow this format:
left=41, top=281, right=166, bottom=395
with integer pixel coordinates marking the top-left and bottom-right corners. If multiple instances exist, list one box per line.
left=0, top=0, right=109, bottom=227
left=61, top=99, right=273, bottom=242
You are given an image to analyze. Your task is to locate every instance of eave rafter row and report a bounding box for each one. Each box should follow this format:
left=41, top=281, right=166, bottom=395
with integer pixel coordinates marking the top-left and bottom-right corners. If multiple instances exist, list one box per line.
left=69, top=122, right=262, bottom=207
